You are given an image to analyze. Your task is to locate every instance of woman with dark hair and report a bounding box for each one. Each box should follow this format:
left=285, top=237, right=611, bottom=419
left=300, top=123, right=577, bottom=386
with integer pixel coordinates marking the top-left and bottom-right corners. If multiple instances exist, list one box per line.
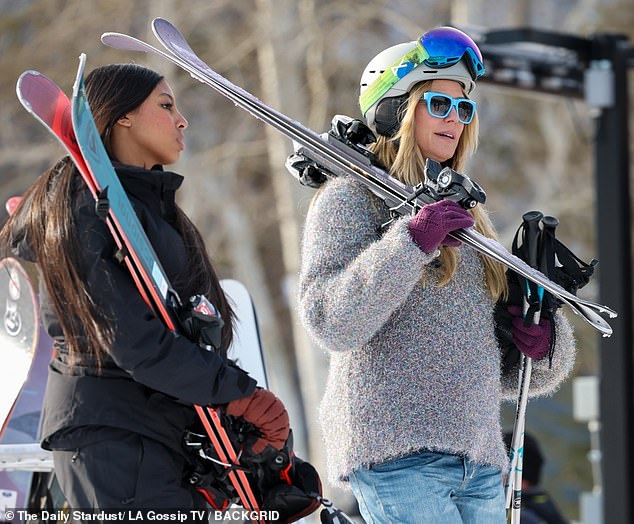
left=297, top=28, right=577, bottom=523
left=1, top=64, right=289, bottom=510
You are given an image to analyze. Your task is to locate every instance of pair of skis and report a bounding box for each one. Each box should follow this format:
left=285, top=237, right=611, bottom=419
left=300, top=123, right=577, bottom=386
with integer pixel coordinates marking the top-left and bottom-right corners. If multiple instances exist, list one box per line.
left=16, top=58, right=265, bottom=520
left=101, top=17, right=617, bottom=336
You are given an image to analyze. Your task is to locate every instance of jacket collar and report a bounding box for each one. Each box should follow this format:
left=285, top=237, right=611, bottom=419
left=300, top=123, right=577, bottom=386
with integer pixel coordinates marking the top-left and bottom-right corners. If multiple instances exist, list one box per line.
left=113, top=163, right=184, bottom=223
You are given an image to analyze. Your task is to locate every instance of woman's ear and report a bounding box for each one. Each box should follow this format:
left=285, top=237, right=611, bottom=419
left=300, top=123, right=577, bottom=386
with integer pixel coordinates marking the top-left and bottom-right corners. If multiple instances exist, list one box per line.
left=116, top=115, right=132, bottom=128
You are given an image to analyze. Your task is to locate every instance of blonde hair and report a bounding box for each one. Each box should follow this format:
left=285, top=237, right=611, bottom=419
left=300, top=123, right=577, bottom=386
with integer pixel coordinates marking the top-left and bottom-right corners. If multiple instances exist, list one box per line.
left=371, top=81, right=507, bottom=300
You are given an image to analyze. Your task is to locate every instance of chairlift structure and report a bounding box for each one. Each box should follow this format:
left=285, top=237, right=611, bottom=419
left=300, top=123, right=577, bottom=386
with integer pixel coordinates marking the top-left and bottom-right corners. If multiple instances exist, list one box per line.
left=476, top=27, right=633, bottom=524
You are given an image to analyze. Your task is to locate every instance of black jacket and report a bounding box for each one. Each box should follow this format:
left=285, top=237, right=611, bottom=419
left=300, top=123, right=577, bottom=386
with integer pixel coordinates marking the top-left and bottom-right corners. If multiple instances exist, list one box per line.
left=520, top=487, right=568, bottom=524
left=14, top=164, right=256, bottom=452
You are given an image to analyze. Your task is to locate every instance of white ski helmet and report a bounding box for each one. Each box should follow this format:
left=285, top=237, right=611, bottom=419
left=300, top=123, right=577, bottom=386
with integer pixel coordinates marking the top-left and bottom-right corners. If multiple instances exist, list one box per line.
left=359, top=27, right=484, bottom=136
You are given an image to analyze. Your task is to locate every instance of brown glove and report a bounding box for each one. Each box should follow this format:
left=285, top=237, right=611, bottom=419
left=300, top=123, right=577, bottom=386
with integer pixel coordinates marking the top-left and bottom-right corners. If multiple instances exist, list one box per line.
left=225, top=388, right=290, bottom=455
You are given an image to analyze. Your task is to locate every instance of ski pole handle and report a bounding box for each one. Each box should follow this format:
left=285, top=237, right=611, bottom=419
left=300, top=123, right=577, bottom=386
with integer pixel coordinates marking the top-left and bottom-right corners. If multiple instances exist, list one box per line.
left=522, top=211, right=544, bottom=323
left=540, top=215, right=559, bottom=275
left=541, top=216, right=559, bottom=235
left=523, top=211, right=542, bottom=267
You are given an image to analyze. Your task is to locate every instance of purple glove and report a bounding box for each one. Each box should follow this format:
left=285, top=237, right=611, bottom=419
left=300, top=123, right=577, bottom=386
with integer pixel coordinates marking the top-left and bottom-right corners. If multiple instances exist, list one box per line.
left=408, top=200, right=475, bottom=254
left=508, top=306, right=552, bottom=360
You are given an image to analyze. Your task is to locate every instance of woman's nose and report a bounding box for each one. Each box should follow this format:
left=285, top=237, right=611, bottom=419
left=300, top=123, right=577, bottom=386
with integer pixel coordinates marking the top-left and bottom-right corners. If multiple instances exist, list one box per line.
left=177, top=110, right=188, bottom=129
left=445, top=106, right=459, bottom=122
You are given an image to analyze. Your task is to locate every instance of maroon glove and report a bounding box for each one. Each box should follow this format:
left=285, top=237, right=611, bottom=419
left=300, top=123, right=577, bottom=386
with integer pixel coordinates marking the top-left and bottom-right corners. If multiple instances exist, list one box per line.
left=408, top=200, right=475, bottom=254
left=508, top=306, right=552, bottom=361
left=225, top=388, right=290, bottom=455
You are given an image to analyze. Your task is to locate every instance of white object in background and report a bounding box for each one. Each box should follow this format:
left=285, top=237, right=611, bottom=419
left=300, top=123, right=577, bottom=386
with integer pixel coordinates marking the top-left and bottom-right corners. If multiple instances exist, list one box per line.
left=221, top=279, right=268, bottom=388
left=580, top=491, right=602, bottom=524
left=573, top=376, right=599, bottom=422
left=0, top=489, right=18, bottom=520
left=573, top=376, right=603, bottom=524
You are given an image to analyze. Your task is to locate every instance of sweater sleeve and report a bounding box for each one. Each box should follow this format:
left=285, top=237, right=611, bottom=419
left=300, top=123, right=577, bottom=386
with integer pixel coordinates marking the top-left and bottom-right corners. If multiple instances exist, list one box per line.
left=73, top=191, right=256, bottom=406
left=500, top=310, right=576, bottom=399
left=298, top=177, right=437, bottom=352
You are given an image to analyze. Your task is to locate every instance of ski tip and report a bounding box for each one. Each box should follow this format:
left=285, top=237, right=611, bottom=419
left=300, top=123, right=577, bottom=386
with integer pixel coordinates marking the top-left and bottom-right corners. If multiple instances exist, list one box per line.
left=16, top=70, right=41, bottom=98
left=152, top=17, right=170, bottom=28
left=152, top=17, right=186, bottom=43
left=17, top=70, right=42, bottom=81
left=72, top=53, right=87, bottom=98
left=101, top=32, right=132, bottom=47
left=569, top=301, right=614, bottom=337
left=101, top=32, right=168, bottom=59
left=5, top=196, right=23, bottom=215
left=592, top=317, right=613, bottom=338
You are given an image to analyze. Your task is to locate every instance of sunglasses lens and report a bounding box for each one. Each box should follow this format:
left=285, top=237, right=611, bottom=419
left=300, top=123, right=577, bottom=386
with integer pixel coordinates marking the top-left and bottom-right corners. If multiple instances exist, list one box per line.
left=457, top=101, right=474, bottom=123
left=419, top=27, right=485, bottom=79
left=429, top=95, right=451, bottom=117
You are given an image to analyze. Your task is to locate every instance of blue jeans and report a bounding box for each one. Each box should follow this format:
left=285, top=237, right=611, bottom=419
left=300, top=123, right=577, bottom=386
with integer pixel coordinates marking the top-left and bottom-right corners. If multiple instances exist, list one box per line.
left=349, top=451, right=506, bottom=524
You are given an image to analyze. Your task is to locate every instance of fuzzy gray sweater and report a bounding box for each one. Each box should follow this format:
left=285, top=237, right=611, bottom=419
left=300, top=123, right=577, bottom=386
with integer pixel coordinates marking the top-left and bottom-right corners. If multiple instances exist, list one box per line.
left=298, top=176, right=576, bottom=488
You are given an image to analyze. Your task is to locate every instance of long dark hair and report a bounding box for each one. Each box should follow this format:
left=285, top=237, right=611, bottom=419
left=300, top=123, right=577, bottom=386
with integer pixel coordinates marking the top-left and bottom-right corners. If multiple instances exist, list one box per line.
left=1, top=64, right=234, bottom=369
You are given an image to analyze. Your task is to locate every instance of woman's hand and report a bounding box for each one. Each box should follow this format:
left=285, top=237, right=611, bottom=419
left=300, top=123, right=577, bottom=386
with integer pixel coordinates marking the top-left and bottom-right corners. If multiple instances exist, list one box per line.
left=408, top=200, right=474, bottom=254
left=225, top=388, right=290, bottom=455
left=508, top=305, right=552, bottom=361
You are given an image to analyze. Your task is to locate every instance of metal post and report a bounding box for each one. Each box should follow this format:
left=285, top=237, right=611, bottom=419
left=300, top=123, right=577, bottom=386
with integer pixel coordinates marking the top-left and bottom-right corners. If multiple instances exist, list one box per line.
left=591, top=34, right=634, bottom=524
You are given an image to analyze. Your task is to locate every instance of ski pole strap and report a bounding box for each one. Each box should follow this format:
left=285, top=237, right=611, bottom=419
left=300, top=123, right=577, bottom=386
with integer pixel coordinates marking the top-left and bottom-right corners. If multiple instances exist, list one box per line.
left=549, top=237, right=598, bottom=295
left=537, top=216, right=558, bottom=366
left=510, top=213, right=597, bottom=307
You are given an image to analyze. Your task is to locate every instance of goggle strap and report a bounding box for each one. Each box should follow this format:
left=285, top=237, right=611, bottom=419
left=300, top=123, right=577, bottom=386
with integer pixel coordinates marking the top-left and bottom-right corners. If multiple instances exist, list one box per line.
left=359, top=41, right=429, bottom=117
left=463, top=47, right=485, bottom=78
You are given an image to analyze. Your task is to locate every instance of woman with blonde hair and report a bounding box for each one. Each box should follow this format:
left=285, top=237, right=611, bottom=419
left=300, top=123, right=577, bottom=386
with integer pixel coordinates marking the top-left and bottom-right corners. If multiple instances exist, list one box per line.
left=297, top=27, right=576, bottom=523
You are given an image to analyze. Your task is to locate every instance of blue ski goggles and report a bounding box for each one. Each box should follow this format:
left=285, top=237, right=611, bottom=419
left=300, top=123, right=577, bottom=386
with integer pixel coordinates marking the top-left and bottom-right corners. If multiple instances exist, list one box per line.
left=419, top=27, right=485, bottom=80
left=421, top=92, right=477, bottom=124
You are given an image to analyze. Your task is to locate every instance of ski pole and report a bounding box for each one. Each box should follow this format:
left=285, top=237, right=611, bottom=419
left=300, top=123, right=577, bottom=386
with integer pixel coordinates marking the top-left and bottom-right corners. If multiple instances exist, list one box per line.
left=506, top=211, right=543, bottom=522
left=539, top=216, right=560, bottom=283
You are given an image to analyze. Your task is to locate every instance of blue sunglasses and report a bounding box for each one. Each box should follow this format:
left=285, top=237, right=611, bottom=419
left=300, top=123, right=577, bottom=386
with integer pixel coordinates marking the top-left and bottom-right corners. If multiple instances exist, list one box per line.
left=421, top=92, right=477, bottom=124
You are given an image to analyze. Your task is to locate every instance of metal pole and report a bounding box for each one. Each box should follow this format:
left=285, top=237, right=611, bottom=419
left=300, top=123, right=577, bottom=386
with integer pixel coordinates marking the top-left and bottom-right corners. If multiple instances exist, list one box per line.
left=591, top=34, right=633, bottom=524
